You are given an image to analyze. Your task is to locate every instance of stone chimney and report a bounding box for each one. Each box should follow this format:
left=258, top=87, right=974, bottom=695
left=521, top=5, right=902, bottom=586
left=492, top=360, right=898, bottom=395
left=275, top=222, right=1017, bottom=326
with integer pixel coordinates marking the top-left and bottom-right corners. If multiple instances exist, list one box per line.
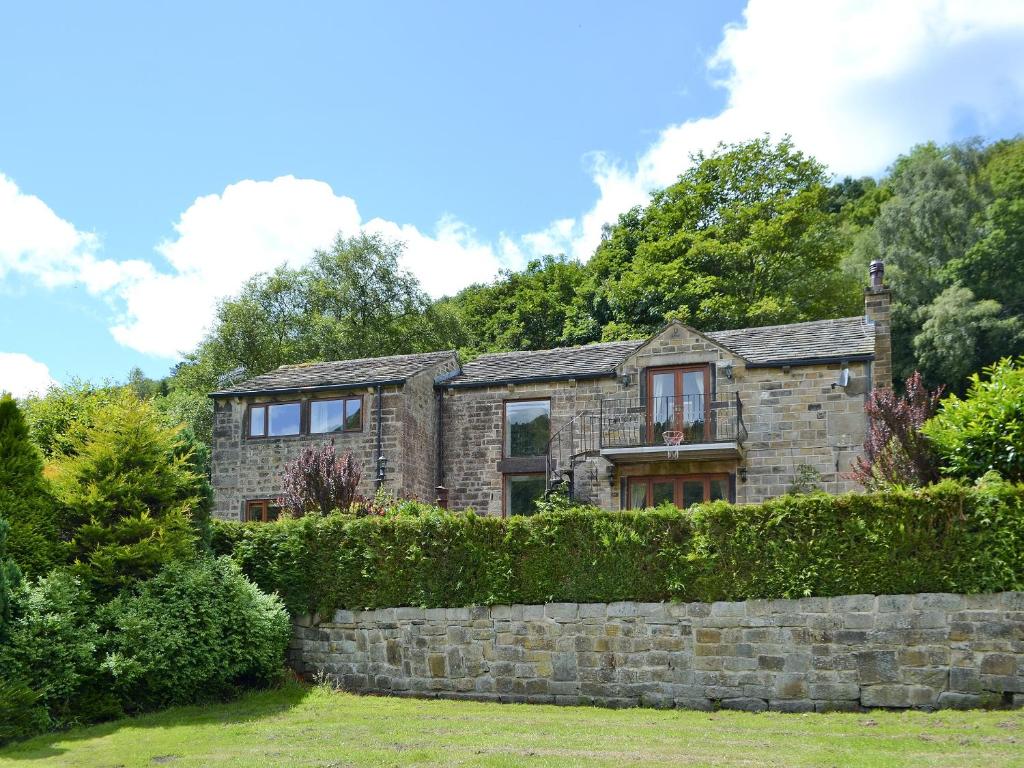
left=864, top=260, right=892, bottom=389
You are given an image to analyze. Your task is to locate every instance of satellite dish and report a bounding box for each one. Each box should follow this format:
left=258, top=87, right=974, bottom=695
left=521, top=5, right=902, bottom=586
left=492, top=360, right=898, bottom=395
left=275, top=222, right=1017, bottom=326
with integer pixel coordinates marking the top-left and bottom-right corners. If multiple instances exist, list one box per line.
left=832, top=368, right=850, bottom=389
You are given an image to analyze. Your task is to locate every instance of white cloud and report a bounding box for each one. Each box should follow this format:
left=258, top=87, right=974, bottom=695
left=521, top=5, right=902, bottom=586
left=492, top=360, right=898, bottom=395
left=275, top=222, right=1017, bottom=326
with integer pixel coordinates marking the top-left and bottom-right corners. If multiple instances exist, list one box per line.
left=3, top=0, right=1024, bottom=363
left=0, top=352, right=57, bottom=398
left=531, top=0, right=1024, bottom=261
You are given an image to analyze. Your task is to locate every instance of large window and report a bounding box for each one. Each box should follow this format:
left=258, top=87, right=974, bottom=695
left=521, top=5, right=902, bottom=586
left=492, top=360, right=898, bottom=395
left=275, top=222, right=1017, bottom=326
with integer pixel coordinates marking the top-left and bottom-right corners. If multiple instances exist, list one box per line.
left=504, top=400, right=551, bottom=457
left=505, top=474, right=547, bottom=516
left=248, top=402, right=301, bottom=437
left=627, top=474, right=729, bottom=509
left=648, top=365, right=710, bottom=444
left=245, top=499, right=282, bottom=522
left=310, top=396, right=362, bottom=434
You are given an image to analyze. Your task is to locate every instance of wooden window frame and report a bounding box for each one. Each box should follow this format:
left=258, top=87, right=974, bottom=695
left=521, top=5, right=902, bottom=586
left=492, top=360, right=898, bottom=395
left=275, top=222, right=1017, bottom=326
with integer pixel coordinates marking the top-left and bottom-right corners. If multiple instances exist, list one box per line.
left=502, top=471, right=547, bottom=518
left=502, top=397, right=552, bottom=459
left=626, top=473, right=730, bottom=509
left=245, top=498, right=283, bottom=522
left=645, top=364, right=712, bottom=442
left=309, top=395, right=363, bottom=434
left=246, top=400, right=303, bottom=439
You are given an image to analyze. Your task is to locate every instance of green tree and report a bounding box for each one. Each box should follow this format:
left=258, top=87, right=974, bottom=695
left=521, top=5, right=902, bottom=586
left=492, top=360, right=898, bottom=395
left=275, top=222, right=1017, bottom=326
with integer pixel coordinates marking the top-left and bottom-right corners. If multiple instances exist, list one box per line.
left=49, top=391, right=201, bottom=594
left=571, top=137, right=861, bottom=340
left=923, top=357, right=1024, bottom=483
left=0, top=395, right=64, bottom=577
left=20, top=379, right=122, bottom=458
left=446, top=256, right=586, bottom=354
left=912, top=286, right=1023, bottom=390
left=0, top=515, right=23, bottom=643
left=176, top=232, right=465, bottom=393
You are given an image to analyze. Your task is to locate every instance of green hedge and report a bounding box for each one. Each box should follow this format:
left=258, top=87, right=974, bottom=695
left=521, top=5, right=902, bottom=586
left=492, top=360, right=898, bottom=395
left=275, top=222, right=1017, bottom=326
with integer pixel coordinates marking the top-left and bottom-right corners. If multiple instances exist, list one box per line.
left=211, top=479, right=1024, bottom=616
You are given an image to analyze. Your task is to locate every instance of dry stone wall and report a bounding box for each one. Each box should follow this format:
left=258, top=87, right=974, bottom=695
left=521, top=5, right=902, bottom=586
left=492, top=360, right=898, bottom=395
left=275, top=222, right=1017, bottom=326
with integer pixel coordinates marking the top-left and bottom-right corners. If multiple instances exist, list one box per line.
left=291, top=593, right=1024, bottom=712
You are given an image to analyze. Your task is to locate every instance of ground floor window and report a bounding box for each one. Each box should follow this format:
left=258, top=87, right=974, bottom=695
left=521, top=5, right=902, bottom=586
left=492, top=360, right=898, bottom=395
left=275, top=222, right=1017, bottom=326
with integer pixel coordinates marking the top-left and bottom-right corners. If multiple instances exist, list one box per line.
left=245, top=498, right=283, bottom=522
left=505, top=473, right=546, bottom=516
left=626, top=474, right=729, bottom=509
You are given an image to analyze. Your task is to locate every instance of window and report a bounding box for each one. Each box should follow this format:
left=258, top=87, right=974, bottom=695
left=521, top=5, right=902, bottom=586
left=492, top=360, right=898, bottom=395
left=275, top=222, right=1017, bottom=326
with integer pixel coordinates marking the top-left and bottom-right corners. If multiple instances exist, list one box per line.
left=310, top=396, right=362, bottom=434
left=647, top=366, right=711, bottom=444
left=626, top=474, right=729, bottom=509
left=505, top=474, right=547, bottom=516
left=504, top=400, right=551, bottom=457
left=245, top=499, right=283, bottom=522
left=248, top=402, right=301, bottom=437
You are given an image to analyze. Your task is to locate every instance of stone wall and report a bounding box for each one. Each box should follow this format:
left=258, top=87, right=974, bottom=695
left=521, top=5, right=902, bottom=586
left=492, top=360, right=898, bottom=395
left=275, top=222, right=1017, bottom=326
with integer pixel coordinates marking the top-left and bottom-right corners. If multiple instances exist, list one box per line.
left=290, top=593, right=1024, bottom=712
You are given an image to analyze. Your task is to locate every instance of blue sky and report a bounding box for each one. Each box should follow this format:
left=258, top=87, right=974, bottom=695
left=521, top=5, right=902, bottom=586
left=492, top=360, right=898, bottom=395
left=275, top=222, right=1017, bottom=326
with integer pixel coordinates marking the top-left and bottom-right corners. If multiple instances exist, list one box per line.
left=2, top=1, right=1024, bottom=395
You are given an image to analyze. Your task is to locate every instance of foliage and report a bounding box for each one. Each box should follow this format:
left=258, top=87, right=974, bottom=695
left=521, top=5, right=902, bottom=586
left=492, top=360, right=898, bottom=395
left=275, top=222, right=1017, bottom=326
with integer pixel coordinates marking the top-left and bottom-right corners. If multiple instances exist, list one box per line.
left=173, top=232, right=466, bottom=394
left=444, top=256, right=587, bottom=355
left=48, top=390, right=201, bottom=595
left=786, top=464, right=823, bottom=495
left=0, top=678, right=48, bottom=746
left=215, top=482, right=1024, bottom=615
left=0, top=396, right=64, bottom=577
left=279, top=443, right=363, bottom=516
left=101, top=557, right=289, bottom=713
left=0, top=570, right=115, bottom=731
left=0, top=516, right=23, bottom=643
left=19, top=379, right=126, bottom=458
left=924, top=358, right=1024, bottom=483
left=850, top=138, right=1024, bottom=392
left=852, top=372, right=944, bottom=490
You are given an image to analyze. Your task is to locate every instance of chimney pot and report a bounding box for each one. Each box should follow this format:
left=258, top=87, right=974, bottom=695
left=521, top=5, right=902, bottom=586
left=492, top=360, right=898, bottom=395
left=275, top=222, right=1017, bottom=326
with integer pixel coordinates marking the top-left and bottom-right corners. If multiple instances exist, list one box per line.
left=869, top=260, right=885, bottom=289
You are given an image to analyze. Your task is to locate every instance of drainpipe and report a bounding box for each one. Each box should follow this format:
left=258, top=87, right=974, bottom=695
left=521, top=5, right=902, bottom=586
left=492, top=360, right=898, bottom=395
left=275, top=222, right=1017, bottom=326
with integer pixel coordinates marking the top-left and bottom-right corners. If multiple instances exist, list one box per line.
left=434, top=388, right=448, bottom=507
left=374, top=384, right=385, bottom=490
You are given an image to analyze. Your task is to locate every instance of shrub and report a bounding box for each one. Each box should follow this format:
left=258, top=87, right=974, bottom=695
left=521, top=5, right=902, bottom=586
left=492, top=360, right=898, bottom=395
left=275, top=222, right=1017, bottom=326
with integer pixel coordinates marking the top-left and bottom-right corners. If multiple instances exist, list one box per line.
left=279, top=442, right=362, bottom=516
left=0, top=395, right=65, bottom=576
left=924, top=357, right=1024, bottom=483
left=216, top=481, right=1024, bottom=615
left=0, top=570, right=115, bottom=730
left=851, top=372, right=943, bottom=490
left=48, top=390, right=201, bottom=595
left=101, top=557, right=290, bottom=712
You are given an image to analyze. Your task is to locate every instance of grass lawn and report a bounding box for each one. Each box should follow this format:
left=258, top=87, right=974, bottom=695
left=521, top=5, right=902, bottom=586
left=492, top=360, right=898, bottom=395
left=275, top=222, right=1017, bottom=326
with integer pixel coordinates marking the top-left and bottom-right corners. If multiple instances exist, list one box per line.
left=1, top=682, right=1022, bottom=768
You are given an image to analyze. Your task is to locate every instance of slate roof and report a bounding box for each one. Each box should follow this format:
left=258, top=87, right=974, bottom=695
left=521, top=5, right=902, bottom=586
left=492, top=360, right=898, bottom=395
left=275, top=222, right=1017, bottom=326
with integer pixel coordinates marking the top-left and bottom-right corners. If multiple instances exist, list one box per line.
left=446, top=340, right=645, bottom=388
left=209, top=318, right=877, bottom=396
left=706, top=316, right=875, bottom=367
left=210, top=350, right=457, bottom=397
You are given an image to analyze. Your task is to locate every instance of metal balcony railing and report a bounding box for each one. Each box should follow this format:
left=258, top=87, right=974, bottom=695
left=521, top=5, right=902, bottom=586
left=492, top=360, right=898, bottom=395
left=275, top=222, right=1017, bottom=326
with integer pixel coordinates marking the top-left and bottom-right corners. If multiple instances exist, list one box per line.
left=599, top=393, right=745, bottom=449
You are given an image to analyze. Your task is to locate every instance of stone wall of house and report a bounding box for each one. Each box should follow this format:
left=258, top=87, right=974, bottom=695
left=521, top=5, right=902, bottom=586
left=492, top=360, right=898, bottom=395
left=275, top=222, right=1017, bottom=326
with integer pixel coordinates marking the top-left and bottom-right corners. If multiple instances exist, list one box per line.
left=211, top=386, right=399, bottom=520
left=397, top=359, right=459, bottom=502
left=441, top=376, right=619, bottom=515
left=290, top=593, right=1024, bottom=712
left=440, top=321, right=874, bottom=515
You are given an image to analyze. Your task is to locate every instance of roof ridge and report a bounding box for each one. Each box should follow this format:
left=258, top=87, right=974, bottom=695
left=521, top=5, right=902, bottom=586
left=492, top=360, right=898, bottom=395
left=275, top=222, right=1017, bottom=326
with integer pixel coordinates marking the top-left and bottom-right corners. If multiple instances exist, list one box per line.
left=275, top=349, right=458, bottom=370
left=708, top=316, right=865, bottom=336
left=471, top=339, right=644, bottom=360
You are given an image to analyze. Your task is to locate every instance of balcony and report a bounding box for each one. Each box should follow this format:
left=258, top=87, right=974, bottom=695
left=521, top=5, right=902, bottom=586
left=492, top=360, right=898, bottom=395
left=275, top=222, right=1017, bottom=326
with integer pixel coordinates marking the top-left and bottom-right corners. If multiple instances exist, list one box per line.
left=597, top=393, right=746, bottom=462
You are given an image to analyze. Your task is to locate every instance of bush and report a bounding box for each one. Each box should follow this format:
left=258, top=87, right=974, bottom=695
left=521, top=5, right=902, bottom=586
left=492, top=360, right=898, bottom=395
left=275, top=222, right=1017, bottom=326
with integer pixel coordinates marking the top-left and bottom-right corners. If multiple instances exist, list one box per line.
left=0, top=570, right=115, bottom=730
left=279, top=443, right=362, bottom=516
left=0, top=516, right=23, bottom=643
left=0, top=395, right=65, bottom=576
left=49, top=390, right=202, bottom=595
left=101, top=557, right=290, bottom=712
left=924, top=357, right=1024, bottom=483
left=216, top=481, right=1024, bottom=615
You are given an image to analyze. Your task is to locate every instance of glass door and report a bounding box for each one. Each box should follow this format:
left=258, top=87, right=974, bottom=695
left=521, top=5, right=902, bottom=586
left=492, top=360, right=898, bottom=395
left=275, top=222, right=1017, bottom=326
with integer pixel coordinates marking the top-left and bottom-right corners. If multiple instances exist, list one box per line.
left=647, top=366, right=710, bottom=445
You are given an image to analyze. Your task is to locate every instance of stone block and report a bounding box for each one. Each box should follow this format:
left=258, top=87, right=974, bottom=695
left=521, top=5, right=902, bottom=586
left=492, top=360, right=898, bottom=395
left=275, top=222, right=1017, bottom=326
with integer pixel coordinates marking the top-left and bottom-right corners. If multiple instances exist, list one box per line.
left=855, top=650, right=898, bottom=684
left=720, top=697, right=768, bottom=712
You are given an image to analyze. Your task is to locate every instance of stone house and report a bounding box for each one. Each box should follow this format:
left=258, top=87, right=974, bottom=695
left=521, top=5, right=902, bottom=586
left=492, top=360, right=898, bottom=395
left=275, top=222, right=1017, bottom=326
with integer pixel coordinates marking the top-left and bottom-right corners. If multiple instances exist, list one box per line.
left=209, top=263, right=892, bottom=521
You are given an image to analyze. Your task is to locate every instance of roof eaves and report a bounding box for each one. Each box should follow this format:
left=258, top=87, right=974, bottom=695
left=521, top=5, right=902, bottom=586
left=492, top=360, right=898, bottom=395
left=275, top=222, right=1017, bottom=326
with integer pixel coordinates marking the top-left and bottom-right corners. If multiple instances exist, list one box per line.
left=209, top=377, right=408, bottom=399
left=444, top=370, right=617, bottom=390
left=743, top=353, right=875, bottom=369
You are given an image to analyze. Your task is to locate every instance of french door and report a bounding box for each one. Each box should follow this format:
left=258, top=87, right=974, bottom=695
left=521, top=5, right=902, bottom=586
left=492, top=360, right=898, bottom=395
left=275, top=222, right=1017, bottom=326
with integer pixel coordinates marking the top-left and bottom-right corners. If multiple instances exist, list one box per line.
left=647, top=365, right=711, bottom=445
left=627, top=474, right=730, bottom=509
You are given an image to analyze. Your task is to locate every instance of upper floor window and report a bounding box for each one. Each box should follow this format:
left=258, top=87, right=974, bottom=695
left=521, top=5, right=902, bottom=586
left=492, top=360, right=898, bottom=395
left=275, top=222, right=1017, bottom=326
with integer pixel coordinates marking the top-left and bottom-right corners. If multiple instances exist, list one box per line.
left=648, top=365, right=711, bottom=444
left=504, top=400, right=550, bottom=457
left=249, top=402, right=301, bottom=437
left=310, top=396, right=362, bottom=433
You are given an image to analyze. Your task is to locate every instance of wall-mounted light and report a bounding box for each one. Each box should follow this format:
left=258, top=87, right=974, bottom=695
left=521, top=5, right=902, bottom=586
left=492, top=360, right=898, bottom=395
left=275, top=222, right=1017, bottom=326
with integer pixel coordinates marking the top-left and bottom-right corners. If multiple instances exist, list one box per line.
left=738, top=466, right=748, bottom=483
left=606, top=465, right=616, bottom=488
left=375, top=454, right=389, bottom=489
left=619, top=374, right=632, bottom=387
left=722, top=363, right=734, bottom=381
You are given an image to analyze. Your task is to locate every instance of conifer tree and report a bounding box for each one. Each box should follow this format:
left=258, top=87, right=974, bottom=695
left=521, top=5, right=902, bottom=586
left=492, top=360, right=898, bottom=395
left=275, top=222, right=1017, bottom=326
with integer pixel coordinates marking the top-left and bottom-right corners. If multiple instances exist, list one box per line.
left=0, top=395, right=64, bottom=577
